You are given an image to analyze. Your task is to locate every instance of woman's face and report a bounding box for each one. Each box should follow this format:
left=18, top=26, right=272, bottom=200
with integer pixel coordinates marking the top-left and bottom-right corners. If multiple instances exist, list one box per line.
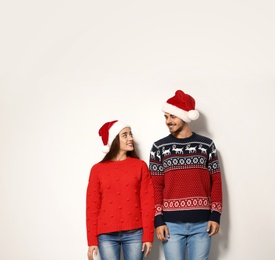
left=118, top=127, right=134, bottom=152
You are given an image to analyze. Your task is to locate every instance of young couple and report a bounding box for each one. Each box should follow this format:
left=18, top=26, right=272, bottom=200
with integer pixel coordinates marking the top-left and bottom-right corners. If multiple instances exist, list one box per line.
left=86, top=90, right=223, bottom=260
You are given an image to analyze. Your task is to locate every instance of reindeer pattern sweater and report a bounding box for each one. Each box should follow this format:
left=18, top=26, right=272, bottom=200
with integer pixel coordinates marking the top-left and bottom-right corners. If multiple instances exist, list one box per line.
left=86, top=157, right=155, bottom=246
left=149, top=132, right=222, bottom=227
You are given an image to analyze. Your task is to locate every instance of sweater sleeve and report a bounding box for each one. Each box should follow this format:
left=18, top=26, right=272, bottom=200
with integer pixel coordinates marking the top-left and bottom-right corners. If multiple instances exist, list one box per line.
left=208, top=143, right=223, bottom=224
left=139, top=161, right=155, bottom=242
left=149, top=144, right=166, bottom=228
left=86, top=165, right=101, bottom=246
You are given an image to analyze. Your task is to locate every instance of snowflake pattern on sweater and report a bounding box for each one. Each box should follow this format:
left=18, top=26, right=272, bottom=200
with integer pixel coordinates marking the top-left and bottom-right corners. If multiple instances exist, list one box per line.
left=149, top=132, right=222, bottom=227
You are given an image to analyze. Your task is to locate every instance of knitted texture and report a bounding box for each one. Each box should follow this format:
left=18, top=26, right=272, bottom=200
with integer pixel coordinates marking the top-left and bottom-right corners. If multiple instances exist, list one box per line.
left=86, top=157, right=155, bottom=246
left=149, top=133, right=222, bottom=227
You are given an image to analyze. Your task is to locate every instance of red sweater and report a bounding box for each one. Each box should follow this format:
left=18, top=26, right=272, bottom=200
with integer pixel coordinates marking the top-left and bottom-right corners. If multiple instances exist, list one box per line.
left=86, top=157, right=155, bottom=246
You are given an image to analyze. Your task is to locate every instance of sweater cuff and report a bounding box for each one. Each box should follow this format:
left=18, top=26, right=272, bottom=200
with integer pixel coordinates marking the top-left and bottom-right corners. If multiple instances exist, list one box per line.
left=154, top=215, right=166, bottom=228
left=209, top=211, right=221, bottom=224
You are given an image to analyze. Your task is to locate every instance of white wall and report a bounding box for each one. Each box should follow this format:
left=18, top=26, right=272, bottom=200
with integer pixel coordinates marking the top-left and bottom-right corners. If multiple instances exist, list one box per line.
left=1, top=1, right=275, bottom=259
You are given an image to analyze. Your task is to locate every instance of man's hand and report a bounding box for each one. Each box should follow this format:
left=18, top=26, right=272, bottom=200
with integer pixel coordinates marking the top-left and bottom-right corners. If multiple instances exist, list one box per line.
left=156, top=225, right=170, bottom=241
left=207, top=221, right=220, bottom=236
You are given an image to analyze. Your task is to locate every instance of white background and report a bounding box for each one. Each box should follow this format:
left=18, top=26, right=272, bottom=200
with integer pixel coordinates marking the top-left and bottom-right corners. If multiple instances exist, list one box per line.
left=1, top=0, right=275, bottom=259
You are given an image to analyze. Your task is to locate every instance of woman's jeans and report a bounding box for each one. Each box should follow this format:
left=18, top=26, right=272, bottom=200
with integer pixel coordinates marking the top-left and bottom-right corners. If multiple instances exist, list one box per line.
left=98, top=228, right=143, bottom=260
left=163, top=221, right=211, bottom=260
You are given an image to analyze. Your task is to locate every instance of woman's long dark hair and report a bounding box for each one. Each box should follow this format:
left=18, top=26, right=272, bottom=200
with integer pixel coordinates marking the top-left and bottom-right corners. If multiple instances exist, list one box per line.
left=100, top=134, right=139, bottom=163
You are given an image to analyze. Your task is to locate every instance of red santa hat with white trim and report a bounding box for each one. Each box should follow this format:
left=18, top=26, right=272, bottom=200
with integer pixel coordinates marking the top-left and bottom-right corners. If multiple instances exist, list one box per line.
left=162, top=90, right=199, bottom=123
left=98, top=120, right=130, bottom=153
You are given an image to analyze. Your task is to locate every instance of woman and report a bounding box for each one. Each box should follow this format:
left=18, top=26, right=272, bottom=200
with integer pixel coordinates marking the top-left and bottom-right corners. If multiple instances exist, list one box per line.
left=86, top=120, right=155, bottom=260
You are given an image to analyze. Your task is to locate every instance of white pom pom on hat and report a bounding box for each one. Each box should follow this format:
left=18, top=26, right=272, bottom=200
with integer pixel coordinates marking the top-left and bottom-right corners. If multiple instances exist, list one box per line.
left=188, top=110, right=199, bottom=121
left=98, top=120, right=130, bottom=153
left=162, top=90, right=199, bottom=123
left=101, top=144, right=111, bottom=153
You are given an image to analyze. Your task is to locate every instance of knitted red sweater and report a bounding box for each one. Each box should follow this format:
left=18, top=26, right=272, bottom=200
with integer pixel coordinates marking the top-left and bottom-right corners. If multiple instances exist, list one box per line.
left=86, top=157, right=155, bottom=246
left=149, top=133, right=223, bottom=227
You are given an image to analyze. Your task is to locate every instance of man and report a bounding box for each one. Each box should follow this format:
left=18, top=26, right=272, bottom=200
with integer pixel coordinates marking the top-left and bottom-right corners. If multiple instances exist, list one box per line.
left=149, top=90, right=222, bottom=260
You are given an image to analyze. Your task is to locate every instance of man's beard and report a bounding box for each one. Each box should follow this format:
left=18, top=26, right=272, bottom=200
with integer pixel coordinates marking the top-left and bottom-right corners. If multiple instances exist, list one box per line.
left=169, top=122, right=185, bottom=135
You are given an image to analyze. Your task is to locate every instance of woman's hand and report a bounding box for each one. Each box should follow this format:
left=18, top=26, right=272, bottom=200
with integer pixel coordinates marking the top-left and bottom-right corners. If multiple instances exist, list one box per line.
left=87, top=246, right=98, bottom=260
left=142, top=242, right=152, bottom=257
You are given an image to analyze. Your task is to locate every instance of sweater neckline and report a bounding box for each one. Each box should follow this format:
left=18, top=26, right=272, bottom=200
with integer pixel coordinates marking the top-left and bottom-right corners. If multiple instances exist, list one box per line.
left=110, top=157, right=131, bottom=163
left=169, top=132, right=196, bottom=141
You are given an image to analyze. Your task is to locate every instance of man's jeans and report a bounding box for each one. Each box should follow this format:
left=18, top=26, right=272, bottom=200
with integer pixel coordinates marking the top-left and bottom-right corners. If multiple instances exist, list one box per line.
left=163, top=221, right=211, bottom=260
left=98, top=228, right=143, bottom=260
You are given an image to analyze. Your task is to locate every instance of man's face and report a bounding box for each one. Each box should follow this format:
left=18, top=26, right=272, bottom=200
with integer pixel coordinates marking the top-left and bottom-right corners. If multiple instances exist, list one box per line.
left=164, top=113, right=185, bottom=134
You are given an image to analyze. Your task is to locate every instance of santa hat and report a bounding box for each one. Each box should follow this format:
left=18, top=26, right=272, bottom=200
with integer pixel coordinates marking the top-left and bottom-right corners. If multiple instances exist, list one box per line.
left=162, top=90, right=199, bottom=123
left=98, top=120, right=130, bottom=153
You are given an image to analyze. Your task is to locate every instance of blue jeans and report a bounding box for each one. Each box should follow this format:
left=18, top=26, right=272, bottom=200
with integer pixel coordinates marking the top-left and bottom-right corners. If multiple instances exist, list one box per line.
left=163, top=222, right=211, bottom=260
left=98, top=228, right=143, bottom=260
